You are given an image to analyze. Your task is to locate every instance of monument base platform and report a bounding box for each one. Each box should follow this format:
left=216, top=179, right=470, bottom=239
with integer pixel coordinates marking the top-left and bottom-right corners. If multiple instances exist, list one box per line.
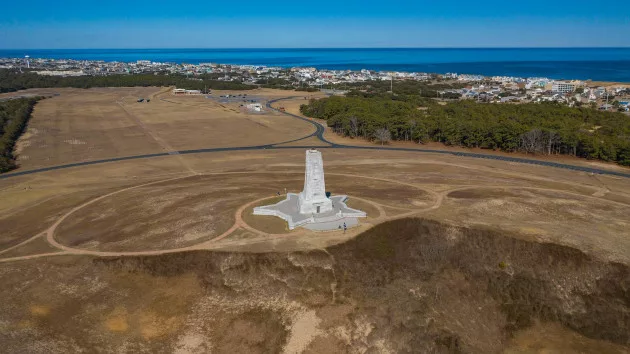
left=253, top=194, right=366, bottom=231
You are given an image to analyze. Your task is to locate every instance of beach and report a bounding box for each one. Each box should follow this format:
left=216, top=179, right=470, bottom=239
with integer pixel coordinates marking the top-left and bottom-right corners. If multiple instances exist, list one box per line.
left=2, top=48, right=630, bottom=82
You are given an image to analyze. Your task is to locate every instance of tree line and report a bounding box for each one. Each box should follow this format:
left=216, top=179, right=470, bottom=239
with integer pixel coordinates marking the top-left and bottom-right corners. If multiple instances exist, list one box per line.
left=300, top=95, right=630, bottom=166
left=255, top=77, right=319, bottom=91
left=0, top=69, right=254, bottom=93
left=0, top=97, right=40, bottom=173
left=334, top=80, right=467, bottom=98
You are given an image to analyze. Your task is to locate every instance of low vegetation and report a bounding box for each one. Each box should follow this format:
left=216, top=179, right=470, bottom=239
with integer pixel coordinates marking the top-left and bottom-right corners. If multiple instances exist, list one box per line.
left=0, top=97, right=39, bottom=173
left=301, top=95, right=630, bottom=165
left=87, top=217, right=628, bottom=352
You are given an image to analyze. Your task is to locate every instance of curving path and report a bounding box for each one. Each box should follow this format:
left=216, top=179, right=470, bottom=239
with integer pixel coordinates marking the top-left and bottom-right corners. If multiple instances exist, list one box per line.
left=1, top=93, right=630, bottom=263
left=0, top=171, right=442, bottom=262
left=1, top=96, right=629, bottom=180
left=2, top=167, right=629, bottom=263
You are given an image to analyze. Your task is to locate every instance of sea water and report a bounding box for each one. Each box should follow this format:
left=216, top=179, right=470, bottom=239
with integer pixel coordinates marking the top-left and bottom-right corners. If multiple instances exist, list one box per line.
left=1, top=48, right=629, bottom=82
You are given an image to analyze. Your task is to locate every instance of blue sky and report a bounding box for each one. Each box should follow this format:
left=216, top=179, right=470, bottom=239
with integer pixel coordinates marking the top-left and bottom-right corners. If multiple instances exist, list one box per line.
left=0, top=0, right=628, bottom=48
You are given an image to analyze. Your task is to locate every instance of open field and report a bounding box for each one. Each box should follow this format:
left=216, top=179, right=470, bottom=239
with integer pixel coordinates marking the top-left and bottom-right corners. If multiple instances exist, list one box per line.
left=8, top=87, right=316, bottom=170
left=0, top=87, right=629, bottom=353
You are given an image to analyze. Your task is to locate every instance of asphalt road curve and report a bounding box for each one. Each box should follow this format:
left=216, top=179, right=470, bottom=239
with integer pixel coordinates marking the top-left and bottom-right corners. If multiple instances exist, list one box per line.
left=1, top=97, right=629, bottom=180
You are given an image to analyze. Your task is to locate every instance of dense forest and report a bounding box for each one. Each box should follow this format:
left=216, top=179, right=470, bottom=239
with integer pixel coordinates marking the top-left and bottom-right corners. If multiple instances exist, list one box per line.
left=0, top=69, right=254, bottom=93
left=300, top=94, right=630, bottom=166
left=0, top=97, right=40, bottom=173
left=254, top=77, right=319, bottom=91
left=333, top=80, right=468, bottom=98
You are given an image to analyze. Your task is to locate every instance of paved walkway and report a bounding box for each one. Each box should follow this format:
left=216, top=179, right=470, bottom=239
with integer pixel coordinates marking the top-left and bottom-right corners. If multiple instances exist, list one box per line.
left=303, top=217, right=359, bottom=231
left=255, top=194, right=366, bottom=231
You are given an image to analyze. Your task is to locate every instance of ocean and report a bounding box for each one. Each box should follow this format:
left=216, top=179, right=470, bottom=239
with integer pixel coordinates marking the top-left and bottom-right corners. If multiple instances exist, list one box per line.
left=1, top=48, right=630, bottom=82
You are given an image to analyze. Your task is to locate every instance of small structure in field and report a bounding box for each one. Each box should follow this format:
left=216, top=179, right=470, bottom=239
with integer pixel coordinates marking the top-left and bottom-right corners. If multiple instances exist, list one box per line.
left=245, top=103, right=263, bottom=112
left=173, top=88, right=202, bottom=95
left=254, top=149, right=366, bottom=230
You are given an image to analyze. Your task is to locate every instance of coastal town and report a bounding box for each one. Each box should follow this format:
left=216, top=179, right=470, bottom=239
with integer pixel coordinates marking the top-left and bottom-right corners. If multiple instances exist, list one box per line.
left=1, top=56, right=629, bottom=112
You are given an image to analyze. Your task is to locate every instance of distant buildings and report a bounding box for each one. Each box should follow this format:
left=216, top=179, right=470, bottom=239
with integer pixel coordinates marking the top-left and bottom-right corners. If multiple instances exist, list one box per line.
left=552, top=82, right=577, bottom=93
left=246, top=103, right=263, bottom=112
left=1, top=56, right=628, bottom=112
left=35, top=70, right=85, bottom=76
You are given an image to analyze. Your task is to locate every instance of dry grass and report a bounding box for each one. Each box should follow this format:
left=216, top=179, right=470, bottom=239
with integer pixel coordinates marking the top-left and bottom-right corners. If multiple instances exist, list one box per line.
left=344, top=198, right=381, bottom=220
left=14, top=87, right=165, bottom=169
left=1, top=219, right=628, bottom=352
left=0, top=87, right=629, bottom=353
left=1, top=147, right=629, bottom=261
left=13, top=87, right=315, bottom=171
left=505, top=322, right=630, bottom=354
left=326, top=174, right=436, bottom=209
left=0, top=185, right=126, bottom=249
left=241, top=196, right=291, bottom=234
left=55, top=175, right=268, bottom=252
left=431, top=187, right=630, bottom=263
left=0, top=235, right=61, bottom=259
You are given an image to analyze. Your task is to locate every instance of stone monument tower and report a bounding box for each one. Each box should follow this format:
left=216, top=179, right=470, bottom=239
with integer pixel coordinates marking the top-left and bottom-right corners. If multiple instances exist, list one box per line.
left=253, top=149, right=366, bottom=230
left=299, top=149, right=333, bottom=214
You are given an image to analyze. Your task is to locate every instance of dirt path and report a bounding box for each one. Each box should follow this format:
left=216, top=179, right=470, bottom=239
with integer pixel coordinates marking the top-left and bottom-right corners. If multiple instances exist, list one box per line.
left=4, top=165, right=627, bottom=264
left=0, top=232, right=45, bottom=256
left=1, top=94, right=629, bottom=263
left=0, top=172, right=436, bottom=262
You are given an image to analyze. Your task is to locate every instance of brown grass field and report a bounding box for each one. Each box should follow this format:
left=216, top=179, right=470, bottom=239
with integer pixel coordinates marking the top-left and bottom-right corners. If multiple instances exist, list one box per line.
left=0, top=87, right=629, bottom=353
left=8, top=87, right=316, bottom=170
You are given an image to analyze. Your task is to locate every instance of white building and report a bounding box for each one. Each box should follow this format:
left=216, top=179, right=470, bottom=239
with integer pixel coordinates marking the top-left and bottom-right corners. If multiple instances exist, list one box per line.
left=552, top=82, right=577, bottom=93
left=172, top=88, right=202, bottom=95
left=246, top=103, right=263, bottom=112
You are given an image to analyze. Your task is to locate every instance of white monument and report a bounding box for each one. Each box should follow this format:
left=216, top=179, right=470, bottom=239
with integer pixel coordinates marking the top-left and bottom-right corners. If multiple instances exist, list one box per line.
left=299, top=149, right=333, bottom=214
left=254, top=149, right=366, bottom=230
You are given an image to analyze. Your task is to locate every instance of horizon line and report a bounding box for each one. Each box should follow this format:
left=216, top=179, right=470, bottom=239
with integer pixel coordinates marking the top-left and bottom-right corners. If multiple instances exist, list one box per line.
left=1, top=46, right=630, bottom=51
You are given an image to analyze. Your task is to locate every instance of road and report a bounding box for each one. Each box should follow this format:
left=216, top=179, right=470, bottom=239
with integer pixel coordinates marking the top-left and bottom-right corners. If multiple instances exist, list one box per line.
left=1, top=96, right=629, bottom=180
left=1, top=94, right=629, bottom=263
